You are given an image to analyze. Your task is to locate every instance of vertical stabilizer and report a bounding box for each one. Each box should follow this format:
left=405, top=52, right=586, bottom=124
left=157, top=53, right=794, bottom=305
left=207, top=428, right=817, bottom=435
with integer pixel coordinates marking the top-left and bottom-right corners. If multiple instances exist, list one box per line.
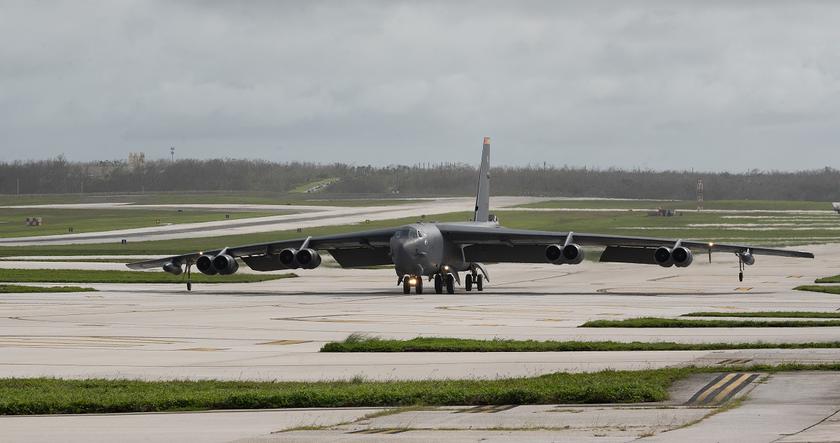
left=473, top=137, right=491, bottom=222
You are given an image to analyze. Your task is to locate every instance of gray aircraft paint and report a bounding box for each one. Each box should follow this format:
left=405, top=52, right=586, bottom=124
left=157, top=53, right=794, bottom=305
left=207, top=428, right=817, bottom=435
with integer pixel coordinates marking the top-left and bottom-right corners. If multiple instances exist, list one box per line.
left=129, top=137, right=814, bottom=292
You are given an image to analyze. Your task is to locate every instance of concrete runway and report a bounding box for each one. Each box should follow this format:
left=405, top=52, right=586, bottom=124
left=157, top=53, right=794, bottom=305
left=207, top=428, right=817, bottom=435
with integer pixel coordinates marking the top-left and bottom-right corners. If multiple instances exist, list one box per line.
left=1, top=243, right=840, bottom=441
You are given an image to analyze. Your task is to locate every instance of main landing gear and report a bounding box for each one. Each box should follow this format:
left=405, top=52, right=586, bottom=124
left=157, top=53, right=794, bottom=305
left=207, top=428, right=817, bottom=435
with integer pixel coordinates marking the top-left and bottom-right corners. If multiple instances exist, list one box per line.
left=465, top=272, right=484, bottom=292
left=401, top=275, right=423, bottom=294
left=433, top=273, right=455, bottom=294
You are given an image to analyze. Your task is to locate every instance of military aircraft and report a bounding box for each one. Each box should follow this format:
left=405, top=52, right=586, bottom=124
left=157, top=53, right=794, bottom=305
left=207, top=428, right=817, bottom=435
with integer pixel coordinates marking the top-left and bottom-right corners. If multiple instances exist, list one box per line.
left=128, top=137, right=814, bottom=293
left=833, top=202, right=840, bottom=214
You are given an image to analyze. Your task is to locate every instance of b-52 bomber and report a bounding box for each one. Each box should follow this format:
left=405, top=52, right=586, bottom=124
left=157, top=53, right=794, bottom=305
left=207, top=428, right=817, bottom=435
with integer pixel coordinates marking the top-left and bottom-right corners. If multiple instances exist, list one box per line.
left=129, top=137, right=814, bottom=293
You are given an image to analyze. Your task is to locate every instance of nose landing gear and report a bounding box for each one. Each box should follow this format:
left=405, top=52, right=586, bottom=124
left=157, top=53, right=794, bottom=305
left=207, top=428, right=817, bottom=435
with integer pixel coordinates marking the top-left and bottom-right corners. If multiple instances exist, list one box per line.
left=400, top=275, right=424, bottom=294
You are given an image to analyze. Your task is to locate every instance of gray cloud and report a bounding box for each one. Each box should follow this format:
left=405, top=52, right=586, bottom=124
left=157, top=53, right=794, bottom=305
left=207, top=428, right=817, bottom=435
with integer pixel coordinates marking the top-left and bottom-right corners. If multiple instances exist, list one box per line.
left=2, top=1, right=840, bottom=171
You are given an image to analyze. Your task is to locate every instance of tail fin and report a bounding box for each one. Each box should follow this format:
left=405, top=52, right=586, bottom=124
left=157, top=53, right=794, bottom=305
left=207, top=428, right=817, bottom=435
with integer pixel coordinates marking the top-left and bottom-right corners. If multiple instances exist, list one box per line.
left=473, top=137, right=491, bottom=222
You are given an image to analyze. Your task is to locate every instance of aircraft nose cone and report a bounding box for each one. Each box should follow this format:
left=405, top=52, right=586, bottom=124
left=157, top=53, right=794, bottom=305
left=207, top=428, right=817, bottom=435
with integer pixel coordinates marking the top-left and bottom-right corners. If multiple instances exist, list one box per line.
left=390, top=236, right=417, bottom=275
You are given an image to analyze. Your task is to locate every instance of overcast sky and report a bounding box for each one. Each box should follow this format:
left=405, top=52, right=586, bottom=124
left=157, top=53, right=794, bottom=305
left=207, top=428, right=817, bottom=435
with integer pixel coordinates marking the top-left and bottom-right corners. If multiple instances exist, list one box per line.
left=2, top=1, right=840, bottom=171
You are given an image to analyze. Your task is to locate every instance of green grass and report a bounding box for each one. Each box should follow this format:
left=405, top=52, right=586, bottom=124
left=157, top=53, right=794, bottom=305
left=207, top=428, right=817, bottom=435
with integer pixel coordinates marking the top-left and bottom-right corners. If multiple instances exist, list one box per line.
left=581, top=317, right=840, bottom=328
left=493, top=209, right=840, bottom=246
left=0, top=212, right=472, bottom=257
left=0, top=269, right=296, bottom=284
left=320, top=335, right=840, bottom=352
left=815, top=275, right=840, bottom=284
left=2, top=364, right=840, bottom=415
left=0, top=208, right=280, bottom=238
left=795, top=285, right=840, bottom=295
left=0, top=284, right=96, bottom=293
left=0, top=202, right=834, bottom=257
left=0, top=369, right=696, bottom=415
left=0, top=192, right=412, bottom=207
left=518, top=199, right=832, bottom=211
left=683, top=311, right=840, bottom=319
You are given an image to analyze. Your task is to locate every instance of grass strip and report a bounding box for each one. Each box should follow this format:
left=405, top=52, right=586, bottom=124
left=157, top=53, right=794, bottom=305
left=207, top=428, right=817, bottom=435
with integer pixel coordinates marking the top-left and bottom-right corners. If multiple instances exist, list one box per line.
left=0, top=269, right=295, bottom=284
left=0, top=370, right=683, bottom=415
left=0, top=284, right=96, bottom=293
left=815, top=275, right=840, bottom=284
left=796, top=285, right=840, bottom=295
left=3, top=364, right=840, bottom=415
left=320, top=336, right=840, bottom=353
left=683, top=311, right=840, bottom=319
left=580, top=317, right=840, bottom=328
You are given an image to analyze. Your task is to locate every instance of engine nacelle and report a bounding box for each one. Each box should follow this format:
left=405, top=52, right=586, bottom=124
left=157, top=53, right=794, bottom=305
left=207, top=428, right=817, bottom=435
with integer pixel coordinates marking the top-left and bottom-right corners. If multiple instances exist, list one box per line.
left=162, top=261, right=183, bottom=275
left=561, top=244, right=585, bottom=264
left=196, top=254, right=218, bottom=275
left=295, top=248, right=322, bottom=269
left=212, top=254, right=239, bottom=275
left=545, top=244, right=563, bottom=264
left=672, top=246, right=694, bottom=268
left=654, top=247, right=674, bottom=267
left=278, top=248, right=298, bottom=268
left=738, top=251, right=755, bottom=266
left=545, top=244, right=585, bottom=265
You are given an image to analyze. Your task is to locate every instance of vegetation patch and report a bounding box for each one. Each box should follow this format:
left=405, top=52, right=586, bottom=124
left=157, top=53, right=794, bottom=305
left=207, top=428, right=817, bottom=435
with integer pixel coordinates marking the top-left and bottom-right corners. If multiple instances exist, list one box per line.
left=814, top=275, right=840, bottom=284
left=0, top=208, right=280, bottom=238
left=2, top=364, right=840, bottom=415
left=0, top=369, right=690, bottom=415
left=0, top=269, right=295, bottom=284
left=795, top=285, right=840, bottom=295
left=580, top=317, right=840, bottom=328
left=0, top=284, right=96, bottom=293
left=0, top=212, right=472, bottom=257
left=682, top=311, right=840, bottom=319
left=320, top=335, right=840, bottom=353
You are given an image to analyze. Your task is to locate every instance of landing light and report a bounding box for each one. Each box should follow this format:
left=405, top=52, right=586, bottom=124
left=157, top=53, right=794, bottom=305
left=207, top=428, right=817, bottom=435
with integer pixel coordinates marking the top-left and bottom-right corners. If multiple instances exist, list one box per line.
left=409, top=278, right=418, bottom=286
left=443, top=265, right=450, bottom=271
left=708, top=243, right=714, bottom=248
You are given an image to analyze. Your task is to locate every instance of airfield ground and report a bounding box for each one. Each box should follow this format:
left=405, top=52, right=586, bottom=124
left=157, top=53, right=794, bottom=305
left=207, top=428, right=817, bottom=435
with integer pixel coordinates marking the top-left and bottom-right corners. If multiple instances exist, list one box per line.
left=1, top=196, right=840, bottom=441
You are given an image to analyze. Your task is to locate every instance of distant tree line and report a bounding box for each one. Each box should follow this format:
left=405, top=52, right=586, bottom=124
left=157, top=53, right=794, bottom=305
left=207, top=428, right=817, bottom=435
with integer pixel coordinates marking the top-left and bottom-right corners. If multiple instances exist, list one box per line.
left=1, top=157, right=839, bottom=201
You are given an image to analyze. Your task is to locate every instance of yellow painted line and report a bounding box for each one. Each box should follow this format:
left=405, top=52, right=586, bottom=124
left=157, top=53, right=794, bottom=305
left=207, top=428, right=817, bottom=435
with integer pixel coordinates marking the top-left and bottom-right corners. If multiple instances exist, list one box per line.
left=695, top=373, right=739, bottom=404
left=710, top=373, right=751, bottom=404
left=258, top=340, right=310, bottom=346
left=735, top=287, right=753, bottom=292
left=179, top=347, right=228, bottom=352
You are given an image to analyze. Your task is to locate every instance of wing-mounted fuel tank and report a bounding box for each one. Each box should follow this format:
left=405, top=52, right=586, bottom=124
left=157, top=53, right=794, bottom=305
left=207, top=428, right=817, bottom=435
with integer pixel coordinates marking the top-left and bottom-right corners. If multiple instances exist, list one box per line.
left=545, top=233, right=585, bottom=265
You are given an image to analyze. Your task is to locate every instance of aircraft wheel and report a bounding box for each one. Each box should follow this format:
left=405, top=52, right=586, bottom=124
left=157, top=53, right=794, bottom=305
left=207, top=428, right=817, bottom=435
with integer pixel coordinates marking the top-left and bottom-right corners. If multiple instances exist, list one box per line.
left=403, top=277, right=411, bottom=294
left=187, top=282, right=192, bottom=291
left=415, top=277, right=423, bottom=294
left=445, top=273, right=455, bottom=294
left=476, top=275, right=483, bottom=291
left=434, top=274, right=443, bottom=294
left=465, top=274, right=473, bottom=291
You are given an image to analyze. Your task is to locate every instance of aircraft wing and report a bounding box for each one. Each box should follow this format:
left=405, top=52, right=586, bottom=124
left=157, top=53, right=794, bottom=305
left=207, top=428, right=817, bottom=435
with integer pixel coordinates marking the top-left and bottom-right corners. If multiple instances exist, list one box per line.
left=436, top=223, right=814, bottom=263
left=126, top=227, right=399, bottom=271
